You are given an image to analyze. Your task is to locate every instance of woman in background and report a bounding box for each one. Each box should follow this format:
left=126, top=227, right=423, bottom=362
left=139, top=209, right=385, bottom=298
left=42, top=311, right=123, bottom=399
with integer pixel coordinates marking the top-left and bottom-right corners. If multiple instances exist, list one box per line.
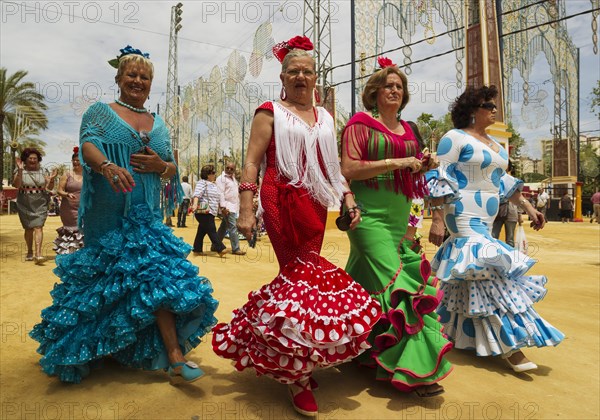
left=13, top=147, right=57, bottom=263
left=53, top=147, right=84, bottom=254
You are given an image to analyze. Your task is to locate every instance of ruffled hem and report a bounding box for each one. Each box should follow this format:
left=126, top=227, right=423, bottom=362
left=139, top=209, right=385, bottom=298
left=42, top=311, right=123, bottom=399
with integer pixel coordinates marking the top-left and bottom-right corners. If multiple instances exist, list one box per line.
left=29, top=204, right=219, bottom=383
left=432, top=231, right=564, bottom=356
left=212, top=252, right=382, bottom=384
left=438, top=305, right=564, bottom=356
left=499, top=173, right=524, bottom=202
left=425, top=171, right=461, bottom=203
left=432, top=235, right=534, bottom=282
left=360, top=246, right=453, bottom=391
left=53, top=226, right=84, bottom=255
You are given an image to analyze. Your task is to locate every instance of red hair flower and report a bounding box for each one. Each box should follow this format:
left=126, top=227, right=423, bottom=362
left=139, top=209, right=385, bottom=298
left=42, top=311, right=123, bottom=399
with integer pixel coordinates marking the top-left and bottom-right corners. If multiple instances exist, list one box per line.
left=287, top=36, right=313, bottom=51
left=377, top=56, right=395, bottom=68
left=272, top=35, right=314, bottom=63
left=73, top=146, right=79, bottom=154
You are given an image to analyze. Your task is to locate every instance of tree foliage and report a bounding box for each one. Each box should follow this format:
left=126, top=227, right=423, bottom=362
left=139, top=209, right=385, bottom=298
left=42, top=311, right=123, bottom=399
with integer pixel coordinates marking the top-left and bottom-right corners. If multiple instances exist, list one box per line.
left=580, top=141, right=600, bottom=196
left=415, top=112, right=453, bottom=151
left=0, top=68, right=48, bottom=189
left=592, top=79, right=600, bottom=119
left=506, top=121, right=526, bottom=178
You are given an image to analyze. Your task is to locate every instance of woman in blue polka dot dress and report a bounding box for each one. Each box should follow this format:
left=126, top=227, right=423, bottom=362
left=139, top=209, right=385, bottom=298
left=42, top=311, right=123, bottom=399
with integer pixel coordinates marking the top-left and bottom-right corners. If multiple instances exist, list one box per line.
left=425, top=85, right=563, bottom=373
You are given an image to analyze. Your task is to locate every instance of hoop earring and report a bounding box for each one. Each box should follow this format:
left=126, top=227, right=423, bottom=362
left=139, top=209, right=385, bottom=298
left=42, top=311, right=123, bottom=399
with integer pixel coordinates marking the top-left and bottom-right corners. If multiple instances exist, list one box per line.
left=280, top=86, right=287, bottom=101
left=314, top=88, right=321, bottom=104
left=471, top=115, right=475, bottom=126
left=372, top=105, right=379, bottom=118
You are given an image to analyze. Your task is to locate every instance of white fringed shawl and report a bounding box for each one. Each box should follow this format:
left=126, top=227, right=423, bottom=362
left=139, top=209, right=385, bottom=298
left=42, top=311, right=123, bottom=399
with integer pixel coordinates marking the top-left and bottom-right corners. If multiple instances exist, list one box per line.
left=271, top=101, right=346, bottom=208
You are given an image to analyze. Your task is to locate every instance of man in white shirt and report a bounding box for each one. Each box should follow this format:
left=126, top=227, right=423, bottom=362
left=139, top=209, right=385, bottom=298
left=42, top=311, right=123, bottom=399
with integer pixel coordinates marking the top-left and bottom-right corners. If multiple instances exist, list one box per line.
left=536, top=187, right=550, bottom=221
left=214, top=162, right=246, bottom=255
left=177, top=176, right=193, bottom=227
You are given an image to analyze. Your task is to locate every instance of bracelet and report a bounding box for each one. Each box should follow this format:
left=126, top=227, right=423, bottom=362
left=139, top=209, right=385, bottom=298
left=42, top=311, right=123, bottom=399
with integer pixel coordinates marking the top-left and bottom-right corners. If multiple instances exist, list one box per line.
left=239, top=182, right=258, bottom=194
left=160, top=163, right=170, bottom=176
left=342, top=191, right=355, bottom=200
left=100, top=161, right=114, bottom=176
left=430, top=205, right=444, bottom=211
left=384, top=158, right=392, bottom=172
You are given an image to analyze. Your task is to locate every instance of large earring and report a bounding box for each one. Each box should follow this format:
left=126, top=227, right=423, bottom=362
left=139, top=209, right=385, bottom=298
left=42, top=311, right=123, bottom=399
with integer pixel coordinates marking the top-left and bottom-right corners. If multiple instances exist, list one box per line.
left=471, top=115, right=475, bottom=125
left=314, top=88, right=321, bottom=104
left=372, top=105, right=379, bottom=118
left=280, top=86, right=287, bottom=101
left=396, top=109, right=402, bottom=122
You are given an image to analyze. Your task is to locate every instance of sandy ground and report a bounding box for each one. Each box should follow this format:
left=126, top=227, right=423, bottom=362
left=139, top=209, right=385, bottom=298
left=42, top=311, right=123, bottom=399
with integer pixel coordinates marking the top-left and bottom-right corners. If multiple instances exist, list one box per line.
left=1, top=212, right=599, bottom=420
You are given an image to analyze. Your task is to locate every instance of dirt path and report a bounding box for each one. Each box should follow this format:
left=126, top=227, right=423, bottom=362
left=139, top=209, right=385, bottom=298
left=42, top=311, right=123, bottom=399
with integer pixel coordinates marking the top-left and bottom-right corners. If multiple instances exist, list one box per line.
left=1, top=213, right=598, bottom=419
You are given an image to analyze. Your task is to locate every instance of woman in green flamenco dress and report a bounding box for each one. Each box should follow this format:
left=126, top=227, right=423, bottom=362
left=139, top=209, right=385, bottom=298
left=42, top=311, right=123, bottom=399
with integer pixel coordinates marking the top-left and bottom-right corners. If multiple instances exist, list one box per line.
left=341, top=57, right=452, bottom=397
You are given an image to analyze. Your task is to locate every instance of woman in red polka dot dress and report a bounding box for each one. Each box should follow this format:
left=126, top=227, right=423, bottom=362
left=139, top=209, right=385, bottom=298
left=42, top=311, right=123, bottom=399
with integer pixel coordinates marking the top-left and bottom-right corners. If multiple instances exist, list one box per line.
left=211, top=36, right=382, bottom=417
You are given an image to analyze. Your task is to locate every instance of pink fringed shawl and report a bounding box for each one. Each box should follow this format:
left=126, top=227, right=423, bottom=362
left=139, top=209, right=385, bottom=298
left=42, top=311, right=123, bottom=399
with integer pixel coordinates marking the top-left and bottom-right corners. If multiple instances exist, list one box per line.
left=342, top=112, right=427, bottom=199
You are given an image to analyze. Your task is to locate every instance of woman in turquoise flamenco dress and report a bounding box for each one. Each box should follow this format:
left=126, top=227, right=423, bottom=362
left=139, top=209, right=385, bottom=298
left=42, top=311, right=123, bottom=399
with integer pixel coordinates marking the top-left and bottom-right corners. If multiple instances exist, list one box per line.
left=341, top=58, right=452, bottom=397
left=426, top=85, right=563, bottom=373
left=29, top=46, right=218, bottom=384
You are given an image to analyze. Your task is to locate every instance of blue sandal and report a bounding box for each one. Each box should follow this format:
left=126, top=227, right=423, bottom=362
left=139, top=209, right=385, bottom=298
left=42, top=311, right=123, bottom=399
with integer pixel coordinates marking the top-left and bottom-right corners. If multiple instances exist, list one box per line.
left=167, top=361, right=204, bottom=385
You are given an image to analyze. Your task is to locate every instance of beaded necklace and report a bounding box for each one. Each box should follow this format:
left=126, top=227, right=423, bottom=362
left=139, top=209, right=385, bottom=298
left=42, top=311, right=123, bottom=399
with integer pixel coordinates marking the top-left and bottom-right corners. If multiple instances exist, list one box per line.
left=115, top=99, right=147, bottom=113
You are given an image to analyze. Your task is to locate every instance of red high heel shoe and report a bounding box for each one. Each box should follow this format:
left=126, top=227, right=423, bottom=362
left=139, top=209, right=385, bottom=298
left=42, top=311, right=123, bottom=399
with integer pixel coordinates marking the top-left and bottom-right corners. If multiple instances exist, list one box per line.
left=288, top=380, right=318, bottom=417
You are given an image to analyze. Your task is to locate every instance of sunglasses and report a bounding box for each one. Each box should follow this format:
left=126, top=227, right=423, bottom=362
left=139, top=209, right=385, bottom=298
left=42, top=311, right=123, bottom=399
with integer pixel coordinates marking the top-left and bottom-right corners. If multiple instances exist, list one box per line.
left=479, top=102, right=497, bottom=111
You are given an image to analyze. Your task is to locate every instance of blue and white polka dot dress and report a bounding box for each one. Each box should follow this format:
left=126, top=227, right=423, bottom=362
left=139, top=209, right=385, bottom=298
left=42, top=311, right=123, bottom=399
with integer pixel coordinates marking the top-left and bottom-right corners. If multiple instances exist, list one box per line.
left=426, top=129, right=563, bottom=356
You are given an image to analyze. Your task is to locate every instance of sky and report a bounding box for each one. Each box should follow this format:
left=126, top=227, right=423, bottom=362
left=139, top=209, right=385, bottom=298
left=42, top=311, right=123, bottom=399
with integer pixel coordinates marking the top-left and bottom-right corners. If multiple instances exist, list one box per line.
left=1, top=0, right=598, bottom=170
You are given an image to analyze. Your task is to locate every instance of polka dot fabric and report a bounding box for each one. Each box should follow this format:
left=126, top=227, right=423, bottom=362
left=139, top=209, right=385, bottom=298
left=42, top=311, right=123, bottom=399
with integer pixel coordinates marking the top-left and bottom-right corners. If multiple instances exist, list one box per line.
left=212, top=253, right=381, bottom=383
left=426, top=129, right=564, bottom=356
left=212, top=102, right=382, bottom=383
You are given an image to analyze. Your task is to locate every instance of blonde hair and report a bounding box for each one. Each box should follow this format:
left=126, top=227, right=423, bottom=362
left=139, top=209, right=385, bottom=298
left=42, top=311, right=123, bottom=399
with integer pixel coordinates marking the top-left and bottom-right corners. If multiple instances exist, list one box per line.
left=115, top=54, right=154, bottom=82
left=362, top=66, right=409, bottom=111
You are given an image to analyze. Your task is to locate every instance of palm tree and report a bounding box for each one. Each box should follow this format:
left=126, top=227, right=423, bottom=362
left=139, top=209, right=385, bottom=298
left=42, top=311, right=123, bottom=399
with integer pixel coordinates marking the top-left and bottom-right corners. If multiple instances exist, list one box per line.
left=0, top=68, right=48, bottom=190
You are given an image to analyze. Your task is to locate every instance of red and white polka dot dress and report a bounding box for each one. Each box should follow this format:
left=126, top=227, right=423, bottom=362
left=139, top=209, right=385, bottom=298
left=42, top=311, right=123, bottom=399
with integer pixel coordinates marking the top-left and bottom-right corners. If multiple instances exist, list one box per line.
left=212, top=102, right=382, bottom=383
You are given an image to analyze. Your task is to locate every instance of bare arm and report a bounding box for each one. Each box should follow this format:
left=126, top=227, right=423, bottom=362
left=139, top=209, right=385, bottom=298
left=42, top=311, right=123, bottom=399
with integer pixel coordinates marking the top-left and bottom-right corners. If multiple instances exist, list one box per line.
left=82, top=142, right=135, bottom=193
left=57, top=173, right=71, bottom=198
left=12, top=158, right=24, bottom=188
left=237, top=110, right=273, bottom=239
left=508, top=190, right=545, bottom=230
left=428, top=197, right=446, bottom=246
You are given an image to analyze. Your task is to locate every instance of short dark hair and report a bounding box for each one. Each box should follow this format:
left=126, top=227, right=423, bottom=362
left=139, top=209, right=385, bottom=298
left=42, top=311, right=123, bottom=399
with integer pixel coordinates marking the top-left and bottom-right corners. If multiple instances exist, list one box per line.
left=182, top=176, right=188, bottom=182
left=21, top=147, right=43, bottom=163
left=200, top=165, right=215, bottom=180
left=362, top=66, right=410, bottom=112
left=450, top=85, right=498, bottom=129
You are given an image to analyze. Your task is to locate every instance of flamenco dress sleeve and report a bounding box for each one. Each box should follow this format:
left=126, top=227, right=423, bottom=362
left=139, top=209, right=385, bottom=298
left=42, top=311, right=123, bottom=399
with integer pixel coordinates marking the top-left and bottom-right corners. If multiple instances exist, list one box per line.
left=425, top=131, right=462, bottom=203
left=499, top=172, right=524, bottom=203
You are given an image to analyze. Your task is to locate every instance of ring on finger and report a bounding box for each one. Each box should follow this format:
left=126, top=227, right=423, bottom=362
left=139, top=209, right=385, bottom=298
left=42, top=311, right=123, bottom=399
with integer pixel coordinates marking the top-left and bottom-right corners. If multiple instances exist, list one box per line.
left=111, top=174, right=119, bottom=183
left=139, top=164, right=145, bottom=170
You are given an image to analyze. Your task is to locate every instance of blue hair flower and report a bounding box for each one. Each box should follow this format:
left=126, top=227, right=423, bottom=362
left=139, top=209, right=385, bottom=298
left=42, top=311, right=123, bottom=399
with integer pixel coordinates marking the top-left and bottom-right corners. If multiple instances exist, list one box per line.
left=108, top=45, right=151, bottom=68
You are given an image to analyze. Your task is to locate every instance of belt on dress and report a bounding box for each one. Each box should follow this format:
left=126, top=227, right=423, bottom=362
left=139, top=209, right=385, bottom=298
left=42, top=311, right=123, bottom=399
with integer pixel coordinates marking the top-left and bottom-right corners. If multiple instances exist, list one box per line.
left=19, top=187, right=46, bottom=194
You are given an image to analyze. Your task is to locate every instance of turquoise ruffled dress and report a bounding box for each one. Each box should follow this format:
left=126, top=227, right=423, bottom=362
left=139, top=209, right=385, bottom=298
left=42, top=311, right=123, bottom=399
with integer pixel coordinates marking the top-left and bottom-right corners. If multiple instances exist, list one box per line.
left=425, top=129, right=563, bottom=357
left=29, top=103, right=218, bottom=383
